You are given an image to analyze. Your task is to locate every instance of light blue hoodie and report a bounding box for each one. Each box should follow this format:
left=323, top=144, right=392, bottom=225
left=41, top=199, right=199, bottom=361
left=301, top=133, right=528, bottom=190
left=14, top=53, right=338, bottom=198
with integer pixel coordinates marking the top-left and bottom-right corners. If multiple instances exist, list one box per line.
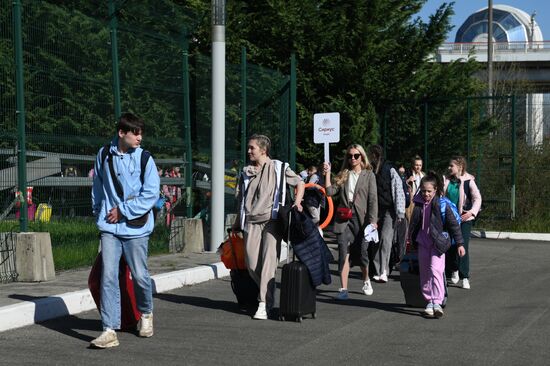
left=91, top=139, right=160, bottom=238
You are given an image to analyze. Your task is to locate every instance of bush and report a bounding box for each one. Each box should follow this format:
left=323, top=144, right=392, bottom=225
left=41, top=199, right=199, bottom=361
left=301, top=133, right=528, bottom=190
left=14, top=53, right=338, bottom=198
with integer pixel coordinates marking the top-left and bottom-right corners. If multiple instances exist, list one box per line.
left=0, top=219, right=170, bottom=271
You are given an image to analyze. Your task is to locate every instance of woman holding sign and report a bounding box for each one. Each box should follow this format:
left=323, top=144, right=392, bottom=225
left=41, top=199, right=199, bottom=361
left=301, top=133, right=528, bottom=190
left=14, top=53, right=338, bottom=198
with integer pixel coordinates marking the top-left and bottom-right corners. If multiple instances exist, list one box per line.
left=323, top=144, right=378, bottom=300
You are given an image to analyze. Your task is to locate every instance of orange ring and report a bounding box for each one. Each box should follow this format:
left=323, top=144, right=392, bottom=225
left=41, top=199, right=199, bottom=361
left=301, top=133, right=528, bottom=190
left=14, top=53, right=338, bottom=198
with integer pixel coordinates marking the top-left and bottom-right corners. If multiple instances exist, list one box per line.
left=303, top=183, right=333, bottom=229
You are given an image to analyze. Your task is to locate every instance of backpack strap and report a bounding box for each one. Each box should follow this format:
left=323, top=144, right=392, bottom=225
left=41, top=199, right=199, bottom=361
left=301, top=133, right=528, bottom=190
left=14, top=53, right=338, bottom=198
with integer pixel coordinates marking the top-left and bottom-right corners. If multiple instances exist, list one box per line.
left=100, top=144, right=110, bottom=167
left=107, top=149, right=125, bottom=200
left=440, top=197, right=447, bottom=224
left=271, top=160, right=288, bottom=219
left=140, top=150, right=151, bottom=185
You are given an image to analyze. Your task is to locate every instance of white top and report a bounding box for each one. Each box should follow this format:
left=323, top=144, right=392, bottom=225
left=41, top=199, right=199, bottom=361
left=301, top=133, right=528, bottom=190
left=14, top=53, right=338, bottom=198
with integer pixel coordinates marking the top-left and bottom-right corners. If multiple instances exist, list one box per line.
left=347, top=170, right=360, bottom=202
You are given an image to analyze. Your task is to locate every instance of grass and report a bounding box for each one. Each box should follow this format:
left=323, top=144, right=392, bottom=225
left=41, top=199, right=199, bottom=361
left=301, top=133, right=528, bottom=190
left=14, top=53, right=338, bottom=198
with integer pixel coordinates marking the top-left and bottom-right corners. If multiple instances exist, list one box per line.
left=0, top=219, right=170, bottom=271
left=476, top=212, right=550, bottom=234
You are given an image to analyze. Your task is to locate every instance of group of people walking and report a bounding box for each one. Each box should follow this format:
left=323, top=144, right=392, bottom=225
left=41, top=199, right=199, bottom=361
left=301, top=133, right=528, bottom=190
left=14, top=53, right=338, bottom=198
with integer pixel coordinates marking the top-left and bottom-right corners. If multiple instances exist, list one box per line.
left=232, top=135, right=481, bottom=321
left=89, top=114, right=481, bottom=348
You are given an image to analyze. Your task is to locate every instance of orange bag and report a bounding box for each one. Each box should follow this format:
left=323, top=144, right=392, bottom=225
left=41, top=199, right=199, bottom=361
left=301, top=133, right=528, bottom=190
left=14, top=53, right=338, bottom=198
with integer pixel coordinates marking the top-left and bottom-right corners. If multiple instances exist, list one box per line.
left=220, top=232, right=246, bottom=270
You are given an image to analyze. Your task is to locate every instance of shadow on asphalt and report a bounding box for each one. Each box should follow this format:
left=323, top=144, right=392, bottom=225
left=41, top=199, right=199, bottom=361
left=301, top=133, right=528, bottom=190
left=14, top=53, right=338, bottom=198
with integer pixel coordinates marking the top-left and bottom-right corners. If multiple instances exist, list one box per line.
left=315, top=290, right=422, bottom=317
left=9, top=294, right=100, bottom=342
left=154, top=292, right=247, bottom=316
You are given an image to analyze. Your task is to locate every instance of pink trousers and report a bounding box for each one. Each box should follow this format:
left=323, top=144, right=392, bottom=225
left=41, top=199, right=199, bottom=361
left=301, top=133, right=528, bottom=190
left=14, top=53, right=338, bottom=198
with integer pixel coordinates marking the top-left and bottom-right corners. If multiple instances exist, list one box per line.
left=418, top=243, right=446, bottom=305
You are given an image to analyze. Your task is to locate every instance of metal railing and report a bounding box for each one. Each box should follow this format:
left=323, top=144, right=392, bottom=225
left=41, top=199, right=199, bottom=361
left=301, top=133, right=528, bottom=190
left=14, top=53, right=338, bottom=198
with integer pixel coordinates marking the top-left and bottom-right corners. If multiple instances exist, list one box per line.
left=437, top=41, right=550, bottom=55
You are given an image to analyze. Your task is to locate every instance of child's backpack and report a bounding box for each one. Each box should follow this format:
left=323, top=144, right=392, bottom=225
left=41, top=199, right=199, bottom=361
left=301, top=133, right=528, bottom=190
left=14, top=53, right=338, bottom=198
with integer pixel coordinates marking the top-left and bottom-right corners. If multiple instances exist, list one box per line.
left=439, top=197, right=461, bottom=245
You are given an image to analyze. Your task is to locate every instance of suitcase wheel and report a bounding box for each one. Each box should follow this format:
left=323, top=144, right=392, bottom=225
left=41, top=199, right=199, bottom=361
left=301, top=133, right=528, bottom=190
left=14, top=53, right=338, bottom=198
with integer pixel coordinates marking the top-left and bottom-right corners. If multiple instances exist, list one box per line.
left=312, top=312, right=316, bottom=319
left=296, top=316, right=302, bottom=323
left=279, top=315, right=285, bottom=321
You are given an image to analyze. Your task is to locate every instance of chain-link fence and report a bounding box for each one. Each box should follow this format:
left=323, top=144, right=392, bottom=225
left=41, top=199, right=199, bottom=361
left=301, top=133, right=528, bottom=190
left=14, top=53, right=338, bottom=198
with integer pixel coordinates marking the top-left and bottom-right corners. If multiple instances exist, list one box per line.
left=0, top=0, right=296, bottom=274
left=382, top=95, right=550, bottom=229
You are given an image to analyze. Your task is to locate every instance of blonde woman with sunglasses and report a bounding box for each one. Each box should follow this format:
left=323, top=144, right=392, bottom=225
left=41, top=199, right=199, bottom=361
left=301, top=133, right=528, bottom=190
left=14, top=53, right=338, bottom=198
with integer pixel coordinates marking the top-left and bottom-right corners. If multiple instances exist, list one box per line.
left=323, top=144, right=378, bottom=300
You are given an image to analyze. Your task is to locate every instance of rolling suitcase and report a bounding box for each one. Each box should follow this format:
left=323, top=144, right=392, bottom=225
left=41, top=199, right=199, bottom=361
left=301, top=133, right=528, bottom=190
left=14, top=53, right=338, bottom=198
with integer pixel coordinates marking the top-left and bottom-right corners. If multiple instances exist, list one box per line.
left=88, top=253, right=141, bottom=330
left=220, top=229, right=260, bottom=311
left=230, top=269, right=259, bottom=311
left=399, top=251, right=448, bottom=308
left=399, top=251, right=427, bottom=308
left=279, top=259, right=316, bottom=322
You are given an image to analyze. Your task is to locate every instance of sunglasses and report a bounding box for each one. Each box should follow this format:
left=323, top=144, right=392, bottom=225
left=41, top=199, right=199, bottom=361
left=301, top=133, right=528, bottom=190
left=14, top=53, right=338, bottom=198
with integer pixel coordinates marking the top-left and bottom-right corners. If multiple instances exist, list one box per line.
left=347, top=153, right=361, bottom=160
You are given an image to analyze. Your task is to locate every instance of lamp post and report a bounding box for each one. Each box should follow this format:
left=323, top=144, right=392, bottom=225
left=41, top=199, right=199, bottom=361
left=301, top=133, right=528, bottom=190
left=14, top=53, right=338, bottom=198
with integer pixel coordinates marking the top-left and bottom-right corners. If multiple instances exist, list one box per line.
left=487, top=0, right=493, bottom=100
left=210, top=0, right=226, bottom=252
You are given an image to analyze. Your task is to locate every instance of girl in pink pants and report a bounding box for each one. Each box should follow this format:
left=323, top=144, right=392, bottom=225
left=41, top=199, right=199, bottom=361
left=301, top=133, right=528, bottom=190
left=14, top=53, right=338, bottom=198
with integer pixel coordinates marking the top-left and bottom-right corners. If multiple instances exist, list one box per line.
left=408, top=172, right=465, bottom=318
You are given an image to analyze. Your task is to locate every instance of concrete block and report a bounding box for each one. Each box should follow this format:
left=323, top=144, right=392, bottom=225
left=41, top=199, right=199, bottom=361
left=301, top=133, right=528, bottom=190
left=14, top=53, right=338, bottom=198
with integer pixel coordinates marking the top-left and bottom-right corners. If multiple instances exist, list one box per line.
left=15, top=232, right=56, bottom=282
left=169, top=218, right=204, bottom=254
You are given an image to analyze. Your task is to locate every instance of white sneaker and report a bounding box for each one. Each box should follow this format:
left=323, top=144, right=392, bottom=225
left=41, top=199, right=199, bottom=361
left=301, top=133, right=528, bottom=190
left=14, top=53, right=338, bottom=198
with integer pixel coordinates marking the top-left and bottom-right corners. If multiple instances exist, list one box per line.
left=138, top=313, right=154, bottom=337
left=90, top=329, right=119, bottom=348
left=462, top=278, right=470, bottom=289
left=379, top=271, right=388, bottom=283
left=451, top=271, right=460, bottom=284
left=372, top=275, right=380, bottom=282
left=424, top=303, right=434, bottom=317
left=362, top=281, right=373, bottom=296
left=253, top=302, right=268, bottom=320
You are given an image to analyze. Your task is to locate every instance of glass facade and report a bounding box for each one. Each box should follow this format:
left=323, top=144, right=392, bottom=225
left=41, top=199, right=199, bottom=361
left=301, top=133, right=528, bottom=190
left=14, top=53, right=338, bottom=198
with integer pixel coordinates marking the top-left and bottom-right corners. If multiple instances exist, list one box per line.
left=455, top=8, right=528, bottom=43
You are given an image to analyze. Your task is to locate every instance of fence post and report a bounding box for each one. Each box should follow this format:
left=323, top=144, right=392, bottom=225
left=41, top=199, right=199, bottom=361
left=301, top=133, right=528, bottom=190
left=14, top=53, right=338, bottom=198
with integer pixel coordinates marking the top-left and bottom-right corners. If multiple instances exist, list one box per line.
left=423, top=102, right=429, bottom=170
left=382, top=109, right=387, bottom=157
left=289, top=53, right=297, bottom=170
left=182, top=28, right=193, bottom=218
left=511, top=95, right=516, bottom=219
left=13, top=0, right=27, bottom=232
left=240, top=47, right=247, bottom=167
left=108, top=0, right=121, bottom=119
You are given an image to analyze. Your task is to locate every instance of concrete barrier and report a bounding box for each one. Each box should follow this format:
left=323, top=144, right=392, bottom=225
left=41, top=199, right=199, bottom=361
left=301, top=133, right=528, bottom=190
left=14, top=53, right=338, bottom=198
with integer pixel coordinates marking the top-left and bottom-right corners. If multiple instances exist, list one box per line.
left=169, top=218, right=204, bottom=254
left=15, top=232, right=56, bottom=282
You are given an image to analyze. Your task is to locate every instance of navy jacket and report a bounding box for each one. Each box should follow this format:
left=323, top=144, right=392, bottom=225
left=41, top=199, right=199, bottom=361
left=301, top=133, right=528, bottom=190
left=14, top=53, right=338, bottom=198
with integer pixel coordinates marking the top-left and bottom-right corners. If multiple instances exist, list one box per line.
left=285, top=208, right=333, bottom=286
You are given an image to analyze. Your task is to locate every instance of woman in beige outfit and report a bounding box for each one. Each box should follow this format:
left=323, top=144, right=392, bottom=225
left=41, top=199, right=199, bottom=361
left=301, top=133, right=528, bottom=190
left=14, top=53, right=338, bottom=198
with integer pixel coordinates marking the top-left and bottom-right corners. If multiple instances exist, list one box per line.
left=233, top=134, right=304, bottom=320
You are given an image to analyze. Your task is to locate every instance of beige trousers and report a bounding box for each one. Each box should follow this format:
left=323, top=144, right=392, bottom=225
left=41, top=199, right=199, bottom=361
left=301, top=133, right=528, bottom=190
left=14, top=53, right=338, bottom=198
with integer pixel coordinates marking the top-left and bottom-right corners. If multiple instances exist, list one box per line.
left=244, top=220, right=281, bottom=306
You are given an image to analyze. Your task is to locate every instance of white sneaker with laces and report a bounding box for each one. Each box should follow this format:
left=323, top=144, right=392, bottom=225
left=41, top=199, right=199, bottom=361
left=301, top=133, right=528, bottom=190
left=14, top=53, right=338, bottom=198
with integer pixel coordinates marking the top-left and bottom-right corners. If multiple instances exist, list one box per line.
left=362, top=281, right=373, bottom=296
left=253, top=302, right=268, bottom=320
left=138, top=313, right=154, bottom=337
left=90, top=329, right=119, bottom=349
left=379, top=271, right=388, bottom=283
left=462, top=278, right=470, bottom=289
left=424, top=303, right=434, bottom=317
left=451, top=271, right=460, bottom=284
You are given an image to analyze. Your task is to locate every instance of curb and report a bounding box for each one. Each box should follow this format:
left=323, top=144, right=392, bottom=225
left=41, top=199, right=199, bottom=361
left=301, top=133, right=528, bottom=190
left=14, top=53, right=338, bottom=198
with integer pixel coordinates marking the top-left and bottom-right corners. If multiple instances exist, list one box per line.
left=471, top=231, right=550, bottom=241
left=0, top=245, right=289, bottom=333
left=0, top=262, right=231, bottom=333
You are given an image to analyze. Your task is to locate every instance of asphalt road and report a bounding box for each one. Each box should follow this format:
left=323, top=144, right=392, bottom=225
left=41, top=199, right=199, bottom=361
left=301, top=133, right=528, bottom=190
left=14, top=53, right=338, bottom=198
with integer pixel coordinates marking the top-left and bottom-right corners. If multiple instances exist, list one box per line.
left=1, top=238, right=549, bottom=366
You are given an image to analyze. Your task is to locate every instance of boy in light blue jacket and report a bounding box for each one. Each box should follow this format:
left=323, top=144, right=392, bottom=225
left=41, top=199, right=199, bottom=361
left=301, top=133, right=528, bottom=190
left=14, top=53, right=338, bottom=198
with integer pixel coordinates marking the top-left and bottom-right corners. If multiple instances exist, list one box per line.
left=90, top=112, right=160, bottom=348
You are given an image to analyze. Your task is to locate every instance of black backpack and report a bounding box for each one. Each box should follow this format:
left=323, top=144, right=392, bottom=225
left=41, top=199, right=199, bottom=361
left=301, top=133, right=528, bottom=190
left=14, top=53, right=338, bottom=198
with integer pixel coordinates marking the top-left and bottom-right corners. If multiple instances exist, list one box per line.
left=100, top=144, right=151, bottom=187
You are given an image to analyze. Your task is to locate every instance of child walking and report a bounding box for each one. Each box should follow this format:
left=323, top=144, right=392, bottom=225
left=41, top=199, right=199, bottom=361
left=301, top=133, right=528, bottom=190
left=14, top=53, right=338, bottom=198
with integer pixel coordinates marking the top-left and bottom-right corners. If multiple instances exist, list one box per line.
left=408, top=172, right=465, bottom=318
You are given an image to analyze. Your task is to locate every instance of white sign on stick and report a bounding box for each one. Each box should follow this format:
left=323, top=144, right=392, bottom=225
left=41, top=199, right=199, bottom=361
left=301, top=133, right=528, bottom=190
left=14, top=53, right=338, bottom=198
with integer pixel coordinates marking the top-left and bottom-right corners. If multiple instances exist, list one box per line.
left=313, top=112, right=340, bottom=163
left=314, top=112, right=340, bottom=143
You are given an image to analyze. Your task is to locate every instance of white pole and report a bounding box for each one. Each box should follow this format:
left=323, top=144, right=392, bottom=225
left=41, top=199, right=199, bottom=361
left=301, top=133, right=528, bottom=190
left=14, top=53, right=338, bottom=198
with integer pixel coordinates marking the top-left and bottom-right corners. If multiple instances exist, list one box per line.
left=210, top=1, right=225, bottom=252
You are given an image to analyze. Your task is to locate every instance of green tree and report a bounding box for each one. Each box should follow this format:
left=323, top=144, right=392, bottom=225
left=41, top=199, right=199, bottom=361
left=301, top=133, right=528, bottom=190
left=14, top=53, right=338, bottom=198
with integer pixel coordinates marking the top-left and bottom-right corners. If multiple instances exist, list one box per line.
left=190, top=0, right=483, bottom=167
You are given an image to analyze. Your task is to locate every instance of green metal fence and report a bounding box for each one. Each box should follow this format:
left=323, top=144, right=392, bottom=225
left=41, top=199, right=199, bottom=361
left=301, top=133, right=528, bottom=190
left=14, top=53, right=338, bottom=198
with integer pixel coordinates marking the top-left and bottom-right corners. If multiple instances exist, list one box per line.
left=381, top=95, right=550, bottom=228
left=0, top=0, right=296, bottom=273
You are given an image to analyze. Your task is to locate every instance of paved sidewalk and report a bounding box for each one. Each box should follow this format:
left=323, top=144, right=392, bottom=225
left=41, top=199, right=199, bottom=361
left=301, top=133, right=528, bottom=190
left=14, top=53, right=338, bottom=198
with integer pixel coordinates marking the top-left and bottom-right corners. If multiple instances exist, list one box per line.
left=0, top=251, right=228, bottom=332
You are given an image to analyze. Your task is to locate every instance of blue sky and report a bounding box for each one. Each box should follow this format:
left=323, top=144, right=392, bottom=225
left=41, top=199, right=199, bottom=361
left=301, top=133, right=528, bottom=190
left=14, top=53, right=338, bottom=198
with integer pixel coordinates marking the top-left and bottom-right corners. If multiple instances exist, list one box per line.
left=416, top=0, right=550, bottom=42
